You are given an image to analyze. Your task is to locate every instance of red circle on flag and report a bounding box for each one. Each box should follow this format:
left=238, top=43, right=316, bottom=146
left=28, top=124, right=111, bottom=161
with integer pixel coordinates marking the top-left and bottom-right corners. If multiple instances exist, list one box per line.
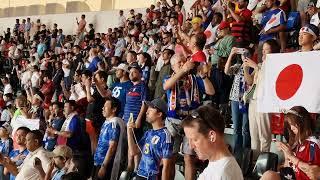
left=204, top=30, right=212, bottom=39
left=268, top=16, right=276, bottom=24
left=275, top=64, right=303, bottom=100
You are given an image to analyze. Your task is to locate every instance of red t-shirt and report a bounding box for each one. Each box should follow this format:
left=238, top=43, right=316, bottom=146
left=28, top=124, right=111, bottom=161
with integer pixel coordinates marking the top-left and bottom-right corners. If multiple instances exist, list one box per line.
left=292, top=137, right=320, bottom=180
left=40, top=80, right=54, bottom=109
left=231, top=9, right=252, bottom=44
left=178, top=12, right=184, bottom=26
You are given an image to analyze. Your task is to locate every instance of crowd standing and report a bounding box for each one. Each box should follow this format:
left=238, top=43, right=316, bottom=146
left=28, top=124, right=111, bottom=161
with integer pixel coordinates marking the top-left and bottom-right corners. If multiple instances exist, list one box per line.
left=0, top=0, right=318, bottom=179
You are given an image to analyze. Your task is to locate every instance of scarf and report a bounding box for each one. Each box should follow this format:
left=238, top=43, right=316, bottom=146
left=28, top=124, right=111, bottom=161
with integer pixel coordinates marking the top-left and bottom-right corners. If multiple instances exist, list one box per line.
left=169, top=74, right=200, bottom=111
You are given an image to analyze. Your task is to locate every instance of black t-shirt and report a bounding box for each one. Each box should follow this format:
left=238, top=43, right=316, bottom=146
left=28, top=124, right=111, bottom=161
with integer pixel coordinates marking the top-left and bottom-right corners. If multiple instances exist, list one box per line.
left=85, top=86, right=105, bottom=128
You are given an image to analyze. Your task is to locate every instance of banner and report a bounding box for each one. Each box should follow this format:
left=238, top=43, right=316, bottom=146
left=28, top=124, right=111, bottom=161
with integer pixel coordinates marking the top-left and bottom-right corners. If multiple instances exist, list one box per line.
left=257, top=51, right=320, bottom=113
left=11, top=115, right=40, bottom=132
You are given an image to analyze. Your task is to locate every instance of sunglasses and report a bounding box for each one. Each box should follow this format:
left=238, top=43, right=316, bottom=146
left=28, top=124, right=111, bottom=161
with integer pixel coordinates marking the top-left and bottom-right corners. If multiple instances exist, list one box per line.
left=190, top=110, right=217, bottom=131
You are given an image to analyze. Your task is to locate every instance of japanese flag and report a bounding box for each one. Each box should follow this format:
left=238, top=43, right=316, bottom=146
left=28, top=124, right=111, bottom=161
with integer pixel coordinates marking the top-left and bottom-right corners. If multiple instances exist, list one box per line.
left=204, top=23, right=217, bottom=45
left=264, top=11, right=283, bottom=32
left=257, top=51, right=320, bottom=113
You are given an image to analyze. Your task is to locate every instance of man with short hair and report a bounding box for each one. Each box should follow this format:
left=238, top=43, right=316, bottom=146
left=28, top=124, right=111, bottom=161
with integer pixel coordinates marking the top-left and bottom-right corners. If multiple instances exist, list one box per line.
left=127, top=98, right=173, bottom=180
left=3, top=130, right=51, bottom=180
left=123, top=63, right=148, bottom=172
left=155, top=32, right=175, bottom=72
left=111, top=63, right=133, bottom=118
left=76, top=14, right=87, bottom=39
left=299, top=24, right=319, bottom=51
left=93, top=97, right=126, bottom=180
left=118, top=10, right=126, bottom=28
left=182, top=105, right=243, bottom=179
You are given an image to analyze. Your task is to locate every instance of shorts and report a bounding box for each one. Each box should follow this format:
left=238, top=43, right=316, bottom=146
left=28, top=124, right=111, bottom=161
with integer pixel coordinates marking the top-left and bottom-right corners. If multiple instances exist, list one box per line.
left=165, top=117, right=183, bottom=154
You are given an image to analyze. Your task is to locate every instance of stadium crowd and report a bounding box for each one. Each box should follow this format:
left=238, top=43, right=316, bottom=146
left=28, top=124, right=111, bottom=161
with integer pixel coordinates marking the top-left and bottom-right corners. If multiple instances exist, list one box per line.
left=0, top=0, right=318, bottom=179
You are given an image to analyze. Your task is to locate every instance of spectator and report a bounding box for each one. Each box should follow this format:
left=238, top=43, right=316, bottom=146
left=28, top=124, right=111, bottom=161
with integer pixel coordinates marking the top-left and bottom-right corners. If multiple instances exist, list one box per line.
left=210, top=21, right=235, bottom=66
left=299, top=24, right=319, bottom=51
left=37, top=38, right=47, bottom=58
left=1, top=77, right=13, bottom=95
left=138, top=52, right=152, bottom=85
left=93, top=97, right=126, bottom=180
left=52, top=61, right=64, bottom=101
left=44, top=102, right=65, bottom=151
left=88, top=24, right=95, bottom=41
left=154, top=49, right=175, bottom=99
left=111, top=63, right=133, bottom=118
left=76, top=14, right=87, bottom=41
left=261, top=106, right=320, bottom=180
left=126, top=51, right=137, bottom=65
left=127, top=98, right=173, bottom=180
left=224, top=47, right=251, bottom=157
left=258, top=0, right=286, bottom=59
left=182, top=105, right=243, bottom=179
left=1, top=93, right=14, bottom=124
left=123, top=63, right=148, bottom=172
left=199, top=0, right=214, bottom=29
left=307, top=2, right=320, bottom=26
left=243, top=39, right=280, bottom=159
left=0, top=123, right=13, bottom=179
left=3, top=130, right=51, bottom=180
left=118, top=10, right=126, bottom=28
left=56, top=29, right=65, bottom=55
left=8, top=127, right=30, bottom=180
left=87, top=48, right=101, bottom=73
left=155, top=32, right=175, bottom=72
left=39, top=71, right=54, bottom=109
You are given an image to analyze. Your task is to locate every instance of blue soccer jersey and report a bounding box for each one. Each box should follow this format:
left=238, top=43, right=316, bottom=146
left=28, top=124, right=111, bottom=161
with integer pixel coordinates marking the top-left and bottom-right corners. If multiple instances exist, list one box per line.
left=94, top=118, right=120, bottom=165
left=123, top=82, right=147, bottom=124
left=137, top=127, right=173, bottom=179
left=9, top=148, right=29, bottom=180
left=111, top=81, right=133, bottom=118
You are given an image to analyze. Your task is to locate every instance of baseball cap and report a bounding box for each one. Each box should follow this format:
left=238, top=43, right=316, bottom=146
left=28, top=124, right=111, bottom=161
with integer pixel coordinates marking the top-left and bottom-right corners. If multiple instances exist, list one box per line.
left=0, top=123, right=12, bottom=134
left=300, top=24, right=319, bottom=39
left=114, top=63, right=129, bottom=73
left=49, top=145, right=73, bottom=159
left=218, top=21, right=230, bottom=30
left=128, top=62, right=142, bottom=72
left=145, top=98, right=168, bottom=115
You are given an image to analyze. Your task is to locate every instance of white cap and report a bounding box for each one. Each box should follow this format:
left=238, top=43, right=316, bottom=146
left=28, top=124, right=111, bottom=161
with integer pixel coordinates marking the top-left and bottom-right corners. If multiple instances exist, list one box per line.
left=114, top=63, right=129, bottom=73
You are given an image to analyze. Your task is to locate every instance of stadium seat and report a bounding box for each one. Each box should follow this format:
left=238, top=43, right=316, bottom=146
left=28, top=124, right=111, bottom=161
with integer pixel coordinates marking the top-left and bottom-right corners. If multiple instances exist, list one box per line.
left=248, top=152, right=278, bottom=179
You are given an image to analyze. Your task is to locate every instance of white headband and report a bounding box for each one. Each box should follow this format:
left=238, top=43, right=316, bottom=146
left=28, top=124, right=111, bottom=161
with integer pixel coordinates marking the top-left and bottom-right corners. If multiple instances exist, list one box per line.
left=300, top=27, right=317, bottom=38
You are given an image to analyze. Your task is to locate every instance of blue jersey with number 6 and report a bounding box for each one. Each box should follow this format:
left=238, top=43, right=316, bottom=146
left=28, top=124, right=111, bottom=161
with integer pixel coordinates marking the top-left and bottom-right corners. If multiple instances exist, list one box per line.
left=111, top=80, right=133, bottom=118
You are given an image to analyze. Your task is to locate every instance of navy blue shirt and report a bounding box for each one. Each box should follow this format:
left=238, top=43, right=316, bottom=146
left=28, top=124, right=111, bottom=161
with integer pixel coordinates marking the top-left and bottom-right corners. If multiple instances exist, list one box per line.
left=44, top=117, right=64, bottom=151
left=137, top=127, right=173, bottom=179
left=94, top=118, right=120, bottom=165
left=123, top=82, right=147, bottom=124
left=64, top=115, right=82, bottom=150
left=259, top=9, right=286, bottom=42
left=111, top=81, right=133, bottom=118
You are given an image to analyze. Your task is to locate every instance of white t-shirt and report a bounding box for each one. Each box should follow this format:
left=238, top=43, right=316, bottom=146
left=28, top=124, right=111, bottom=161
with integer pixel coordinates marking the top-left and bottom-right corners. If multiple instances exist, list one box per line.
left=31, top=72, right=40, bottom=88
left=310, top=13, right=320, bottom=27
left=198, top=156, right=243, bottom=180
left=3, top=84, right=13, bottom=95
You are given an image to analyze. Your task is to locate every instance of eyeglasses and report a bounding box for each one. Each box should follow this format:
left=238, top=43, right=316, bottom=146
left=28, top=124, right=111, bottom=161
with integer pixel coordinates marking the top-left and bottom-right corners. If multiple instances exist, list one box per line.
left=190, top=110, right=217, bottom=131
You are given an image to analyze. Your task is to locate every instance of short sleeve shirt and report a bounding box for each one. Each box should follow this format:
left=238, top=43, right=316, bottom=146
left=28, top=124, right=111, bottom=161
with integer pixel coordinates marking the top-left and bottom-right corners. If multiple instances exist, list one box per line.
left=94, top=119, right=121, bottom=165
left=259, top=9, right=287, bottom=42
left=123, top=82, right=147, bottom=124
left=111, top=81, right=133, bottom=118
left=137, top=128, right=173, bottom=178
left=0, top=138, right=13, bottom=156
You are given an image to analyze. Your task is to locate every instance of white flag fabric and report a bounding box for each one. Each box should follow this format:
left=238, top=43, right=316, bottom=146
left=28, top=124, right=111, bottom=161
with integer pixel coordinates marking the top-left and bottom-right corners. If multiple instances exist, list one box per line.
left=257, top=51, right=320, bottom=113
left=264, top=11, right=283, bottom=32
left=204, top=23, right=217, bottom=45
left=11, top=115, right=40, bottom=133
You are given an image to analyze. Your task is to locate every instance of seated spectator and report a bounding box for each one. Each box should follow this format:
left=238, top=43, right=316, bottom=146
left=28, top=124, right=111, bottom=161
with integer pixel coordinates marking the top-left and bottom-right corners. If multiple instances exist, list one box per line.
left=2, top=130, right=51, bottom=180
left=7, top=126, right=30, bottom=180
left=93, top=97, right=126, bottom=180
left=182, top=105, right=243, bottom=179
left=35, top=145, right=74, bottom=180
left=0, top=123, right=13, bottom=179
left=127, top=98, right=173, bottom=179
left=299, top=24, right=319, bottom=51
left=261, top=106, right=320, bottom=180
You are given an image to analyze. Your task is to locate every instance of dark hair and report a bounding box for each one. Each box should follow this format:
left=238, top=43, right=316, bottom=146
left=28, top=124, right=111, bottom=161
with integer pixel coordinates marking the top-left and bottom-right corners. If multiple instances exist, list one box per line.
left=17, top=127, right=31, bottom=134
left=213, top=12, right=223, bottom=20
left=193, top=33, right=207, bottom=50
left=163, top=49, right=175, bottom=57
left=139, top=52, right=152, bottom=67
left=82, top=70, right=92, bottom=78
left=52, top=101, right=64, bottom=109
left=28, top=130, right=44, bottom=145
left=128, top=51, right=137, bottom=58
left=96, top=70, right=108, bottom=82
left=81, top=14, right=85, bottom=18
left=42, top=71, right=52, bottom=79
left=182, top=105, right=225, bottom=135
left=263, top=39, right=281, bottom=53
left=61, top=172, right=85, bottom=180
left=65, top=100, right=77, bottom=109
left=284, top=106, right=314, bottom=146
left=105, top=97, right=121, bottom=116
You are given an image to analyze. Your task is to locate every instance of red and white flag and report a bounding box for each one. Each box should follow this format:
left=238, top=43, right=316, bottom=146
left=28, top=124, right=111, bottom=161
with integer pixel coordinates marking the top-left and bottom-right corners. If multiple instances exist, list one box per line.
left=257, top=51, right=320, bottom=113
left=204, top=23, right=217, bottom=45
left=264, top=11, right=283, bottom=32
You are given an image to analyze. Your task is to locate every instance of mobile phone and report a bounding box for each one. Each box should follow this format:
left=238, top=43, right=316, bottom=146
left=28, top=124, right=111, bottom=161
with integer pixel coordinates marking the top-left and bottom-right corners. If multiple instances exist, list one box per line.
left=236, top=48, right=246, bottom=55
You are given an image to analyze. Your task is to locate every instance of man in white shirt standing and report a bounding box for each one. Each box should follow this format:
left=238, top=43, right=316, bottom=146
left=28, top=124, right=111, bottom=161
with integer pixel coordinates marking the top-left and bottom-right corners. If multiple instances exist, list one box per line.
left=182, top=105, right=243, bottom=180
left=1, top=77, right=13, bottom=95
left=118, top=10, right=126, bottom=28
left=2, top=130, right=51, bottom=180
